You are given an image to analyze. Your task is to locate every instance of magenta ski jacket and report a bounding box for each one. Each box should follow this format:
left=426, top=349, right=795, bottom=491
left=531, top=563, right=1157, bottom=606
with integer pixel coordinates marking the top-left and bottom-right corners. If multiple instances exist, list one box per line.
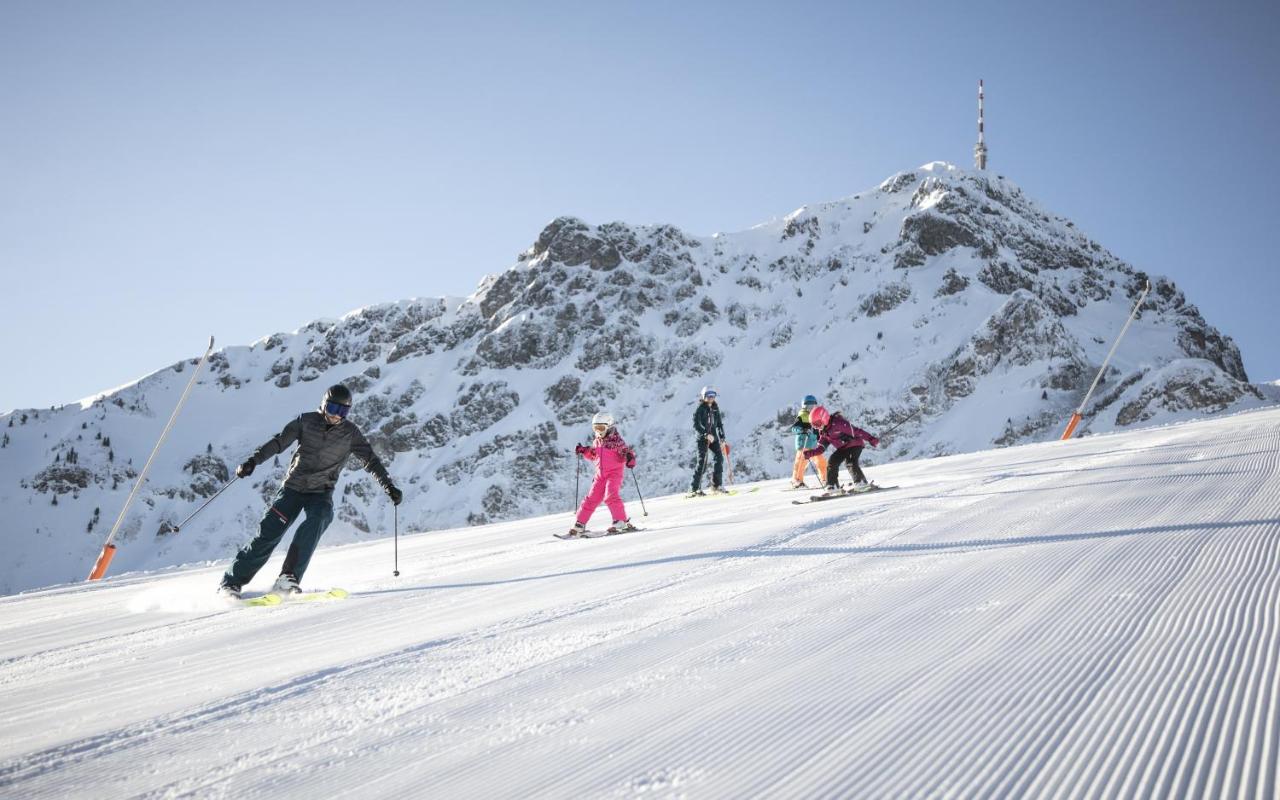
left=806, top=413, right=878, bottom=456
left=580, top=428, right=635, bottom=476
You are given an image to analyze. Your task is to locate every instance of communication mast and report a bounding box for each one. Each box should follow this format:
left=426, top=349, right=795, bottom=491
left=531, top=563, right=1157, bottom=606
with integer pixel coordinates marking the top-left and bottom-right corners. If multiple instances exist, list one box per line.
left=974, top=79, right=988, bottom=171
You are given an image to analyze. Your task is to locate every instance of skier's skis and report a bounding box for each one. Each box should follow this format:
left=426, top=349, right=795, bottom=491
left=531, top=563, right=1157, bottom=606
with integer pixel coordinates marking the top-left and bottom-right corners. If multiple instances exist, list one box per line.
left=243, top=588, right=350, bottom=606
left=791, top=485, right=899, bottom=505
left=555, top=527, right=645, bottom=540
left=585, top=526, right=645, bottom=538
left=685, top=486, right=760, bottom=499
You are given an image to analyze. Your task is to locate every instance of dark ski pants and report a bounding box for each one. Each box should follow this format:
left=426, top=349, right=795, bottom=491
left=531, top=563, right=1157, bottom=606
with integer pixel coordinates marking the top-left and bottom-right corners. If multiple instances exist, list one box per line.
left=691, top=437, right=724, bottom=491
left=826, top=446, right=867, bottom=487
left=223, top=487, right=334, bottom=587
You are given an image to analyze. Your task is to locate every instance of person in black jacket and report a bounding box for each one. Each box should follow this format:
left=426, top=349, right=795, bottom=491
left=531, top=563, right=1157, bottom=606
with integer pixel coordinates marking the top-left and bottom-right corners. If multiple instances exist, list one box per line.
left=217, top=384, right=401, bottom=599
left=688, top=386, right=728, bottom=496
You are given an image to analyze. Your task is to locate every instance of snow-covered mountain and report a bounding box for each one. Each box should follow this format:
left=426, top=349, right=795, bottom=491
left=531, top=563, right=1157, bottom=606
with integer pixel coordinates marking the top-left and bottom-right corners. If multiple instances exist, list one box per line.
left=3, top=407, right=1278, bottom=797
left=0, top=162, right=1270, bottom=595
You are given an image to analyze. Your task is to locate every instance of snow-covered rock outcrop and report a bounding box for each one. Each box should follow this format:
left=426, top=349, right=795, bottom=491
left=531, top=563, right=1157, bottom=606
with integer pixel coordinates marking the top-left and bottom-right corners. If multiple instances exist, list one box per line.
left=0, top=162, right=1269, bottom=594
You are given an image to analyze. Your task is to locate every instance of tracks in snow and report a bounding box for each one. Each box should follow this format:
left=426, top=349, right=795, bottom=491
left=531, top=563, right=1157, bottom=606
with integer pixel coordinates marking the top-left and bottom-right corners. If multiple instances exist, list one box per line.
left=1, top=410, right=1278, bottom=797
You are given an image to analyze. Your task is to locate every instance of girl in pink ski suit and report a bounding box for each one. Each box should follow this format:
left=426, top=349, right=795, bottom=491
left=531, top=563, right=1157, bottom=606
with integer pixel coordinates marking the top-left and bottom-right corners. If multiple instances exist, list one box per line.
left=573, top=422, right=636, bottom=531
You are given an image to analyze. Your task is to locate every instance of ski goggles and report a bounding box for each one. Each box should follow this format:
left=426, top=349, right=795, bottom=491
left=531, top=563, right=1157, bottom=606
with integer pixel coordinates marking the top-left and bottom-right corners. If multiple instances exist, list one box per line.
left=703, top=391, right=717, bottom=400
left=323, top=401, right=351, bottom=418
left=592, top=423, right=609, bottom=431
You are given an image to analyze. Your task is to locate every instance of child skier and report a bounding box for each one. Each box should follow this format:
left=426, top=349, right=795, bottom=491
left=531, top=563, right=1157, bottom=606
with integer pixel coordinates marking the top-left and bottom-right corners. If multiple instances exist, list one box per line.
left=789, top=395, right=829, bottom=489
left=803, top=405, right=880, bottom=494
left=567, top=412, right=638, bottom=537
left=689, top=386, right=728, bottom=496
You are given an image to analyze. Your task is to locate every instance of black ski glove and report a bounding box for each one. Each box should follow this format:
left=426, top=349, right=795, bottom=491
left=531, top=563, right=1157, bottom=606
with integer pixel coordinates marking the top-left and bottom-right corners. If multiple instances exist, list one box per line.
left=387, top=484, right=403, bottom=505
left=236, top=459, right=255, bottom=478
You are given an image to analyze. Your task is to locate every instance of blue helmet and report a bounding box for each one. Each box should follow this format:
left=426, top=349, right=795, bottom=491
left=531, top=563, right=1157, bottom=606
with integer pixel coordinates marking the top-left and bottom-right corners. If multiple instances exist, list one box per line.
left=801, top=394, right=818, bottom=408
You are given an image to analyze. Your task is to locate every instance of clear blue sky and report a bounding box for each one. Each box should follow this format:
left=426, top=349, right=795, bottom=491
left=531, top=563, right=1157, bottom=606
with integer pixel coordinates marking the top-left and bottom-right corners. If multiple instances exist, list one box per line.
left=2, top=0, right=1277, bottom=413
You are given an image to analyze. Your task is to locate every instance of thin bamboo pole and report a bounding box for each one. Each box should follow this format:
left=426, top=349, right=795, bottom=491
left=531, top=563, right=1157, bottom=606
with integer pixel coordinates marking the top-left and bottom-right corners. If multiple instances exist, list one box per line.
left=1061, top=281, right=1150, bottom=440
left=89, top=336, right=216, bottom=580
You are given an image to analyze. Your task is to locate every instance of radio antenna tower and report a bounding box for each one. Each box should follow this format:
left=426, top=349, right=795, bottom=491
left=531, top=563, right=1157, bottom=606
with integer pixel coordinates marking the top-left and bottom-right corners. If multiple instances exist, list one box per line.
left=974, top=79, right=988, bottom=171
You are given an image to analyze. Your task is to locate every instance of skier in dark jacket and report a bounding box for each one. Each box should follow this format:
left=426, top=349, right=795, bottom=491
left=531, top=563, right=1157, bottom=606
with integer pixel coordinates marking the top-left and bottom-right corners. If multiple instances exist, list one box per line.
left=688, top=386, right=728, bottom=496
left=217, top=384, right=401, bottom=599
left=803, top=405, right=880, bottom=495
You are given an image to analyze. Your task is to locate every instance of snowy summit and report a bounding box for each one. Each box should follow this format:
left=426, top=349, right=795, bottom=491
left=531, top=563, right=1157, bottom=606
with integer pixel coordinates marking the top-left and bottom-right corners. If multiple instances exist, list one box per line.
left=0, top=162, right=1271, bottom=596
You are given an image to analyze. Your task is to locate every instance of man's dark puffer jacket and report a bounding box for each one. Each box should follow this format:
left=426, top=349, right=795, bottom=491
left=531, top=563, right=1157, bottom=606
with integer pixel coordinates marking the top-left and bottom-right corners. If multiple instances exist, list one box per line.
left=248, top=411, right=392, bottom=494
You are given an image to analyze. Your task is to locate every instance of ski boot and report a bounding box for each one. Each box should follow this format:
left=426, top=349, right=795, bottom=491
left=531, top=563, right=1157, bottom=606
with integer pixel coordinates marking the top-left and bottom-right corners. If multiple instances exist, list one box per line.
left=686, top=489, right=706, bottom=498
left=565, top=522, right=588, bottom=538
left=848, top=481, right=873, bottom=493
left=791, top=480, right=806, bottom=489
left=217, top=582, right=242, bottom=601
left=819, top=484, right=844, bottom=498
left=608, top=519, right=639, bottom=534
left=710, top=485, right=730, bottom=495
left=272, top=574, right=302, bottom=595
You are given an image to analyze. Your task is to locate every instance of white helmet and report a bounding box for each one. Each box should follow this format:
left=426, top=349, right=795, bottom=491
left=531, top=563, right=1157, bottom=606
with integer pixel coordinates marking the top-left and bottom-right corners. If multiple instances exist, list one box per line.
left=699, top=386, right=718, bottom=401
left=591, top=411, right=615, bottom=427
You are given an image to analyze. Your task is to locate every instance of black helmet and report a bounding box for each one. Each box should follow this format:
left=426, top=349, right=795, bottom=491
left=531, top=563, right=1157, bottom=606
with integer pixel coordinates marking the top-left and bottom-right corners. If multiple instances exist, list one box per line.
left=324, top=384, right=353, bottom=406
left=322, top=384, right=353, bottom=418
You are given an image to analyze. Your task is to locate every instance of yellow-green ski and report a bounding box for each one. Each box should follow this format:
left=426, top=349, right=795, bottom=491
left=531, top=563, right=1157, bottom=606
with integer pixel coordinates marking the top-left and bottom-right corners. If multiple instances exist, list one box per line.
left=243, top=588, right=349, bottom=607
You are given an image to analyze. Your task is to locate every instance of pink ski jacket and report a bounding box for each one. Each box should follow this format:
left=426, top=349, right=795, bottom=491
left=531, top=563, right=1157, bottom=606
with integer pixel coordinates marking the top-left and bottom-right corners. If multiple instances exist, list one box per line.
left=808, top=413, right=878, bottom=455
left=581, top=428, right=634, bottom=475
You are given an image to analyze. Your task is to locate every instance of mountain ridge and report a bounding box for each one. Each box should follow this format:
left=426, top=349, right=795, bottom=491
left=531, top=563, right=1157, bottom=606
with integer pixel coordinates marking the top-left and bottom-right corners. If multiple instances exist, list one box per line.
left=0, top=161, right=1270, bottom=594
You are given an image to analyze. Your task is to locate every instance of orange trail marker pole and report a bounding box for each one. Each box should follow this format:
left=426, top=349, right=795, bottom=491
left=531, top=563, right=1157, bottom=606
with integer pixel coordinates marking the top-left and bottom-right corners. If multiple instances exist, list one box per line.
left=88, top=335, right=216, bottom=581
left=1060, top=281, right=1150, bottom=441
left=87, top=543, right=116, bottom=581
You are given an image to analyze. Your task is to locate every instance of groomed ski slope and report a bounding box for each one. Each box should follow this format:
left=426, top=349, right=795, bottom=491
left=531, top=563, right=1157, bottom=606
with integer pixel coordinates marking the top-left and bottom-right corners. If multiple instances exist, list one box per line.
left=1, top=408, right=1277, bottom=799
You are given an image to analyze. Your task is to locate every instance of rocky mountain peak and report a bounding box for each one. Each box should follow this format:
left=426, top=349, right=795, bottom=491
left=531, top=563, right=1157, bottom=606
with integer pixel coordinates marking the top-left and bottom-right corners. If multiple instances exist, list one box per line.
left=0, top=163, right=1270, bottom=595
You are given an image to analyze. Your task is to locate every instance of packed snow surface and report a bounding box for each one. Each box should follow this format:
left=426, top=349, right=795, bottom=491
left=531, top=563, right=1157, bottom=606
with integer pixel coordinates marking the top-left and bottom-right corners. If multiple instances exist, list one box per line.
left=1, top=408, right=1277, bottom=798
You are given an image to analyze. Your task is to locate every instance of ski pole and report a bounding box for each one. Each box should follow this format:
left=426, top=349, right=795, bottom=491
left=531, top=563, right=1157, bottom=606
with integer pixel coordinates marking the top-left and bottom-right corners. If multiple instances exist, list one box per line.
left=573, top=447, right=582, bottom=511
left=159, top=476, right=239, bottom=535
left=808, top=457, right=823, bottom=487
left=90, top=335, right=216, bottom=581
left=629, top=468, right=648, bottom=516
left=880, top=406, right=923, bottom=440
left=393, top=503, right=400, bottom=577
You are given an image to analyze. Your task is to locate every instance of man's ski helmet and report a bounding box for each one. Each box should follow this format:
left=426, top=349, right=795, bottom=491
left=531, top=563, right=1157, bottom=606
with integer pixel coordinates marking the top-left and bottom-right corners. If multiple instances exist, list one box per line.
left=322, top=384, right=353, bottom=418
left=801, top=394, right=818, bottom=408
left=591, top=411, right=615, bottom=428
left=324, top=384, right=353, bottom=406
left=699, top=386, right=718, bottom=401
left=809, top=405, right=831, bottom=429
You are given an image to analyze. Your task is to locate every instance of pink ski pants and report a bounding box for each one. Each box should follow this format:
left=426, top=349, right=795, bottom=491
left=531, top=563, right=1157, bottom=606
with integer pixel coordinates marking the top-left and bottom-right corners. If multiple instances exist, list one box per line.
left=576, top=469, right=627, bottom=525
